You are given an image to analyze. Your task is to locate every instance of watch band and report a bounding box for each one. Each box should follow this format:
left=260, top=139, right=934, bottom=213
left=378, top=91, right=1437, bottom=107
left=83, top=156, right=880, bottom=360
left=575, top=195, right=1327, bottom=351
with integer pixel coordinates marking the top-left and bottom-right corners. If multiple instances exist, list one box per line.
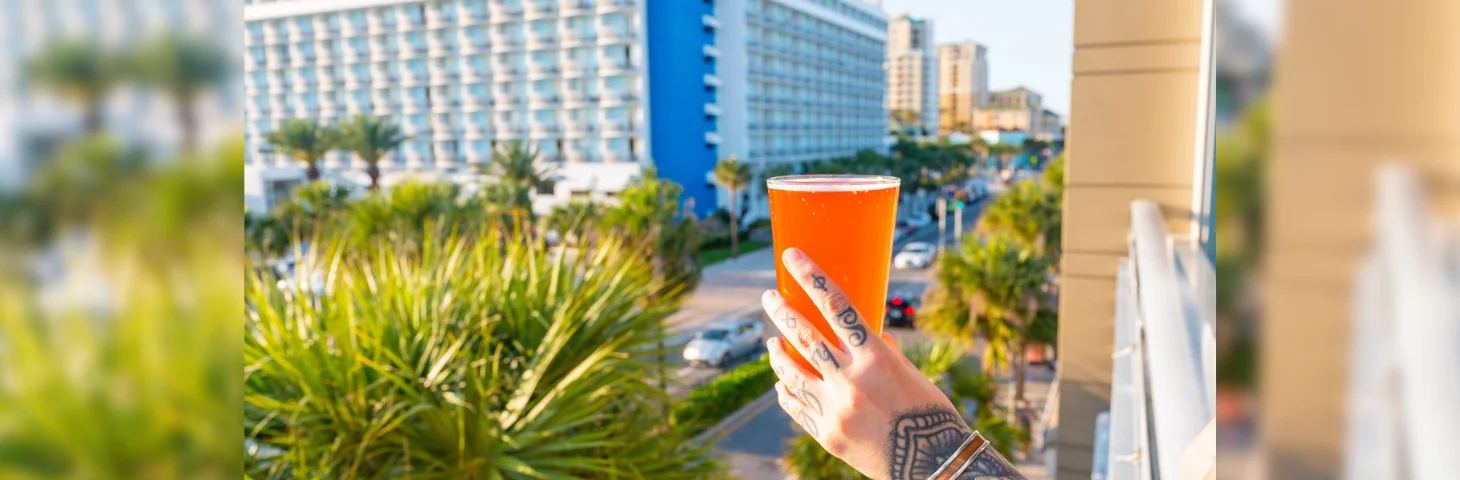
left=928, top=431, right=988, bottom=480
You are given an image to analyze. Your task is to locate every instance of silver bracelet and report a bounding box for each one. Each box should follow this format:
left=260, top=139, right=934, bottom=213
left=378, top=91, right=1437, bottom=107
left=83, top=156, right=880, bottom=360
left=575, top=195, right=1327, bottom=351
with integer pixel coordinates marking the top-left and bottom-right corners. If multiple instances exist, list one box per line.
left=928, top=431, right=989, bottom=480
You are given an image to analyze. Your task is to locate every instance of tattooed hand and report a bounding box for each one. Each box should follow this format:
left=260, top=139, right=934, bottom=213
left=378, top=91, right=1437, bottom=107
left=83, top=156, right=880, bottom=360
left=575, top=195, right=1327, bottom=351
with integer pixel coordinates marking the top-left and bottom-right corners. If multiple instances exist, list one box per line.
left=763, top=248, right=1026, bottom=480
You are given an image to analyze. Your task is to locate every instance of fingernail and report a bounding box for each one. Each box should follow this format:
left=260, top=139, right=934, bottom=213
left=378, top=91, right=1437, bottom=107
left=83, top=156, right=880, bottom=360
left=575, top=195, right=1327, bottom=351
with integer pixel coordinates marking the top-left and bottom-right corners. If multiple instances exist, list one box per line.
left=766, top=337, right=778, bottom=349
left=782, top=248, right=806, bottom=263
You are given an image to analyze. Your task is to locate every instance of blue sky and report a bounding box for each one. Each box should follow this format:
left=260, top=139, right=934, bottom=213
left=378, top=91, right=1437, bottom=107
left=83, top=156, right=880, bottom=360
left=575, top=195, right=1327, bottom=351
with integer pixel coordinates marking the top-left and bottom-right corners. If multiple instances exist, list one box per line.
left=881, top=0, right=1075, bottom=115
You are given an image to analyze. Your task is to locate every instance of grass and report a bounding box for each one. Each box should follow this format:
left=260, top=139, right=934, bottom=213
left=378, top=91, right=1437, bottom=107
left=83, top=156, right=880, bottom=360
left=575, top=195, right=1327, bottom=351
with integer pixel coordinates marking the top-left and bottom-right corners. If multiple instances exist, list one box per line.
left=695, top=240, right=771, bottom=266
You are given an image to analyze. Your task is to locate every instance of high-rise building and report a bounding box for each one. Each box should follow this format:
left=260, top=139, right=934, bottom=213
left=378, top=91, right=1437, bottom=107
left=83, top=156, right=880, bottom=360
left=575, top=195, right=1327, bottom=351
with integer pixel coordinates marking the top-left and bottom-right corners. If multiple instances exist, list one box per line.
left=884, top=14, right=936, bottom=134
left=719, top=0, right=890, bottom=221
left=242, top=0, right=887, bottom=219
left=936, top=41, right=988, bottom=135
left=972, top=86, right=1045, bottom=134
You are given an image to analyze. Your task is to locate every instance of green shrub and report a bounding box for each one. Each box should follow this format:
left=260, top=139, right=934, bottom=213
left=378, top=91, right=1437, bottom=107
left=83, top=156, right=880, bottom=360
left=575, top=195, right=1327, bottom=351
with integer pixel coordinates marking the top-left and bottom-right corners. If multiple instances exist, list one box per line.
left=672, top=356, right=776, bottom=435
left=245, top=230, right=723, bottom=479
left=697, top=230, right=751, bottom=251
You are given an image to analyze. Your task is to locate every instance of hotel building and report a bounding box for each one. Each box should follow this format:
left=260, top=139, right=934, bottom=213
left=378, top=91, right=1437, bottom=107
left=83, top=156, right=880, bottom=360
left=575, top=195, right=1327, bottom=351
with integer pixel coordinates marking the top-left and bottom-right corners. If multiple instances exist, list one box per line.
left=243, top=0, right=887, bottom=218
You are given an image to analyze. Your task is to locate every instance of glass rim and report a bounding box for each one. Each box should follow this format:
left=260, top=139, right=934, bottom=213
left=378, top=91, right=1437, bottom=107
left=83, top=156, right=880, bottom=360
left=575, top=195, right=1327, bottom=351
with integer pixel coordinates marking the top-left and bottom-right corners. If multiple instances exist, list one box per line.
left=765, top=174, right=901, bottom=192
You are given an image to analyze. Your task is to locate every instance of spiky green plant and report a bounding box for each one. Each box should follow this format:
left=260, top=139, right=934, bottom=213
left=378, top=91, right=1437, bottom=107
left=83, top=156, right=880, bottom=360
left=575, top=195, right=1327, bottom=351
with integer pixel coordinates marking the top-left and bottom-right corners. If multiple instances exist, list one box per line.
left=346, top=181, right=469, bottom=247
left=244, top=227, right=724, bottom=479
left=0, top=138, right=244, bottom=479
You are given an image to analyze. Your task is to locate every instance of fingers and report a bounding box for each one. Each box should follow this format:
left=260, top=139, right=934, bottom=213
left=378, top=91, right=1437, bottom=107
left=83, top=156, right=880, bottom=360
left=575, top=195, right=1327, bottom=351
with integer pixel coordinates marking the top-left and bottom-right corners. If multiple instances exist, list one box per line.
left=776, top=381, right=821, bottom=438
left=881, top=331, right=900, bottom=352
left=762, top=290, right=849, bottom=375
left=781, top=248, right=877, bottom=351
left=768, top=338, right=829, bottom=416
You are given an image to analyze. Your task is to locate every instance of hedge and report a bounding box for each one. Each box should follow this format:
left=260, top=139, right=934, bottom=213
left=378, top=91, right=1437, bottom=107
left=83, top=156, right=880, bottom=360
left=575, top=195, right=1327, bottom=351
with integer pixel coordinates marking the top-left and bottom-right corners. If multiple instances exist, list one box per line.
left=697, top=230, right=752, bottom=251
left=671, top=355, right=776, bottom=436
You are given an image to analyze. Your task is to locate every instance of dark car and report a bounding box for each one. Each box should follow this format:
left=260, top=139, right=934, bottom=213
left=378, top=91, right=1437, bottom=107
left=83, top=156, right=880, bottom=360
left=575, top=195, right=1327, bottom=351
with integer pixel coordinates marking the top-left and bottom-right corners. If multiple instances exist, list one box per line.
left=885, top=294, right=920, bottom=328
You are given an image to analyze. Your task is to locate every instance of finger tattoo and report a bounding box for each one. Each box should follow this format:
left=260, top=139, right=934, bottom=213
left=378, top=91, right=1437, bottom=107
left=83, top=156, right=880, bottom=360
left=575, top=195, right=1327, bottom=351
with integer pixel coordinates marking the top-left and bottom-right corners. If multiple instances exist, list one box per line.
left=834, top=305, right=868, bottom=347
left=796, top=409, right=819, bottom=437
left=813, top=341, right=840, bottom=371
left=783, top=311, right=798, bottom=330
left=797, top=379, right=823, bottom=415
left=811, top=274, right=828, bottom=292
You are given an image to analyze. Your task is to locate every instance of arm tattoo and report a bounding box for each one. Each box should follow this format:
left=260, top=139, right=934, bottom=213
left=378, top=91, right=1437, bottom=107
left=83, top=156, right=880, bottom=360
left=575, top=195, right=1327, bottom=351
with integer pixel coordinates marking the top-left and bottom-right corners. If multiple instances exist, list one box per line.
left=833, top=305, right=868, bottom=347
left=812, top=341, right=840, bottom=371
left=957, top=447, right=1025, bottom=479
left=795, top=409, right=819, bottom=437
left=795, top=379, right=822, bottom=415
left=886, top=406, right=974, bottom=480
left=811, top=274, right=828, bottom=292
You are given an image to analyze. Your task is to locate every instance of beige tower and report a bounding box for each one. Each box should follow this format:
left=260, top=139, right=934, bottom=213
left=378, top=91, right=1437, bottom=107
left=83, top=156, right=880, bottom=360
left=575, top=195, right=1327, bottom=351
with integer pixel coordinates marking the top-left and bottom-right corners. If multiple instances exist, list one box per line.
left=937, top=41, right=989, bottom=135
left=886, top=14, right=938, bottom=133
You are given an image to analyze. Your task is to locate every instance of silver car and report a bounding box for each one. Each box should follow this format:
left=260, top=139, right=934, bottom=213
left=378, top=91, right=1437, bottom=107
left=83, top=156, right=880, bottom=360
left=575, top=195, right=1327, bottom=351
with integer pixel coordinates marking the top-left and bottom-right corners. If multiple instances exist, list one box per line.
left=683, top=320, right=765, bottom=368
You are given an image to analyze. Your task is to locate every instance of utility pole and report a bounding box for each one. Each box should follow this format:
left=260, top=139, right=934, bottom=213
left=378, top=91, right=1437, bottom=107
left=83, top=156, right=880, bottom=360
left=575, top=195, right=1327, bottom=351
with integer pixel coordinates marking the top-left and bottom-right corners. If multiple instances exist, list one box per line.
left=953, top=201, right=964, bottom=242
left=936, top=197, right=946, bottom=255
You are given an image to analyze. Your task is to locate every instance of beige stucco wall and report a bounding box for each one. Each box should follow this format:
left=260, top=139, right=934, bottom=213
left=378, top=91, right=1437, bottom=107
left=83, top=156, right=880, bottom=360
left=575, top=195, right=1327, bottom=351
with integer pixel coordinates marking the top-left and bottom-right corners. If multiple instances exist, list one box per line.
left=1056, top=0, right=1206, bottom=478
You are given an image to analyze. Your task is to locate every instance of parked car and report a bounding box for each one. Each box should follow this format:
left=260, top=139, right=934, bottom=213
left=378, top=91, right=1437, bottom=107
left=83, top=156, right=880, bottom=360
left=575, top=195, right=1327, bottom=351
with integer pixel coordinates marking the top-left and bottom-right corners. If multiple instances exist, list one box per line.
left=885, top=294, right=920, bottom=328
left=905, top=213, right=933, bottom=229
left=683, top=319, right=765, bottom=368
left=894, top=242, right=937, bottom=269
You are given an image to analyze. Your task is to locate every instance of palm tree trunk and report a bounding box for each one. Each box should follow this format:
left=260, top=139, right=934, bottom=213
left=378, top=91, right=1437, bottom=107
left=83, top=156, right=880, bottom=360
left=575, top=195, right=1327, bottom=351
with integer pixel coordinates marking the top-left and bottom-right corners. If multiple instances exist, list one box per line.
left=83, top=97, right=103, bottom=134
left=176, top=97, right=197, bottom=153
left=366, top=161, right=381, bottom=191
left=305, top=160, right=321, bottom=181
left=728, top=191, right=739, bottom=259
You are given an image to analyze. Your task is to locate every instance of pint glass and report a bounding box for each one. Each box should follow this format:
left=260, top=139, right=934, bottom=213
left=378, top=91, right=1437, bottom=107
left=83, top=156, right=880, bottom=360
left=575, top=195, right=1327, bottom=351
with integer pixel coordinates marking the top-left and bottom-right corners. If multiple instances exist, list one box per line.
left=766, top=175, right=900, bottom=376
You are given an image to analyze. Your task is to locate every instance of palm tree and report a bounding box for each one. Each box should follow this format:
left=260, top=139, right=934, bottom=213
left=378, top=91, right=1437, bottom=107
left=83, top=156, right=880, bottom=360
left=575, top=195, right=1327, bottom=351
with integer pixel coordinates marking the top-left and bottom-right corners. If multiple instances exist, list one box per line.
left=25, top=39, right=120, bottom=134
left=264, top=119, right=339, bottom=181
left=712, top=156, right=752, bottom=259
left=338, top=115, right=407, bottom=191
left=130, top=33, right=230, bottom=151
left=476, top=140, right=553, bottom=218
left=927, top=235, right=1051, bottom=417
left=989, top=142, right=1019, bottom=174
left=979, top=180, right=1063, bottom=267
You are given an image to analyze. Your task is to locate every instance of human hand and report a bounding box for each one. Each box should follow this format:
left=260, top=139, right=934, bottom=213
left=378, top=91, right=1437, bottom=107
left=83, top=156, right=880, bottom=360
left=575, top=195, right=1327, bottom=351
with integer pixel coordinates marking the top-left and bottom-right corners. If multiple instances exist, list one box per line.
left=762, top=248, right=1025, bottom=480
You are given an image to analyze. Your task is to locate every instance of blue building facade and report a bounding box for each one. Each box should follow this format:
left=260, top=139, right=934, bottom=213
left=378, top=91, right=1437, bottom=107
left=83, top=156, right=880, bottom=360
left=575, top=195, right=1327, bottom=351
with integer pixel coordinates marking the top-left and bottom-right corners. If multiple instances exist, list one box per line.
left=646, top=0, right=719, bottom=218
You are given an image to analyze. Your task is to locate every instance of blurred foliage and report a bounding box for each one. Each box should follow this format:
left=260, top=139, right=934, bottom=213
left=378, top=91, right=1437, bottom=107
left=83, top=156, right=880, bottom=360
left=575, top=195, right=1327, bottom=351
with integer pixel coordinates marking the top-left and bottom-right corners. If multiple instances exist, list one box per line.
left=1214, top=95, right=1268, bottom=388
left=980, top=180, right=1063, bottom=268
left=128, top=32, right=231, bottom=150
left=781, top=341, right=1022, bottom=479
left=0, top=137, right=244, bottom=479
left=245, top=229, right=724, bottom=479
left=24, top=39, right=122, bottom=133
left=671, top=356, right=776, bottom=436
left=928, top=235, right=1051, bottom=376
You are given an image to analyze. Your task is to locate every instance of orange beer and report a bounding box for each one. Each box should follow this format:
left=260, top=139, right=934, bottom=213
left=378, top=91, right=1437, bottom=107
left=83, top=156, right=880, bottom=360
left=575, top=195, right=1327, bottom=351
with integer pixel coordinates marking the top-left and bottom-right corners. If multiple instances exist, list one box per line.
left=767, top=175, right=900, bottom=376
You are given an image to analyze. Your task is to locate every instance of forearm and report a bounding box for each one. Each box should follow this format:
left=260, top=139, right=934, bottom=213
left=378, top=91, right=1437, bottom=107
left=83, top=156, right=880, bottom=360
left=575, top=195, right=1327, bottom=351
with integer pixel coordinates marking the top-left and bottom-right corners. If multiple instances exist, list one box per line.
left=886, top=406, right=1027, bottom=480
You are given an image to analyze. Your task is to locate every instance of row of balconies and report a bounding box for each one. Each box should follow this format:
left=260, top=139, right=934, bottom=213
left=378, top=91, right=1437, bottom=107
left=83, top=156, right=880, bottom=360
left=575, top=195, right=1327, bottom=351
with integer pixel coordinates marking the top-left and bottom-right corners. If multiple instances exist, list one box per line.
left=252, top=63, right=639, bottom=91
left=247, top=0, right=642, bottom=46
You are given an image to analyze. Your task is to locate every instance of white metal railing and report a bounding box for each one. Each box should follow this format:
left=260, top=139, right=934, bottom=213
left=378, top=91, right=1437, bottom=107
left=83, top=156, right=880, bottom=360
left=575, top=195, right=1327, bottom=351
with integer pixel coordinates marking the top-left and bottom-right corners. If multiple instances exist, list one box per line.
left=1097, top=201, right=1216, bottom=480
left=1345, top=165, right=1460, bottom=480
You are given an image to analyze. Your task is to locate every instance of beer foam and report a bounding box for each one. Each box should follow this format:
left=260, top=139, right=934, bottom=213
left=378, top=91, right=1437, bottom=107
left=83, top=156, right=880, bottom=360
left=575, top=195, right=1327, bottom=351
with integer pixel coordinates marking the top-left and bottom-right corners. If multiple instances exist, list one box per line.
left=765, top=175, right=900, bottom=192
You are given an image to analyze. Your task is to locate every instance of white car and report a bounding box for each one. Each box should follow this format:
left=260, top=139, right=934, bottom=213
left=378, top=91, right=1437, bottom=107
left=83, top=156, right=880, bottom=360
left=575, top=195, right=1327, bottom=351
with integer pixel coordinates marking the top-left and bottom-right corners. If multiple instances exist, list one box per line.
left=683, top=320, right=765, bottom=367
left=893, top=242, right=937, bottom=269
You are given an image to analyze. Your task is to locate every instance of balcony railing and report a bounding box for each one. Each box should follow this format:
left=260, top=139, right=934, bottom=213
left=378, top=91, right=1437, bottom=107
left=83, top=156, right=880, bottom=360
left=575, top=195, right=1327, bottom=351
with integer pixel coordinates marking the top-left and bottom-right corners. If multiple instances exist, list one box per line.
left=1093, top=201, right=1215, bottom=480
left=1345, top=166, right=1460, bottom=480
